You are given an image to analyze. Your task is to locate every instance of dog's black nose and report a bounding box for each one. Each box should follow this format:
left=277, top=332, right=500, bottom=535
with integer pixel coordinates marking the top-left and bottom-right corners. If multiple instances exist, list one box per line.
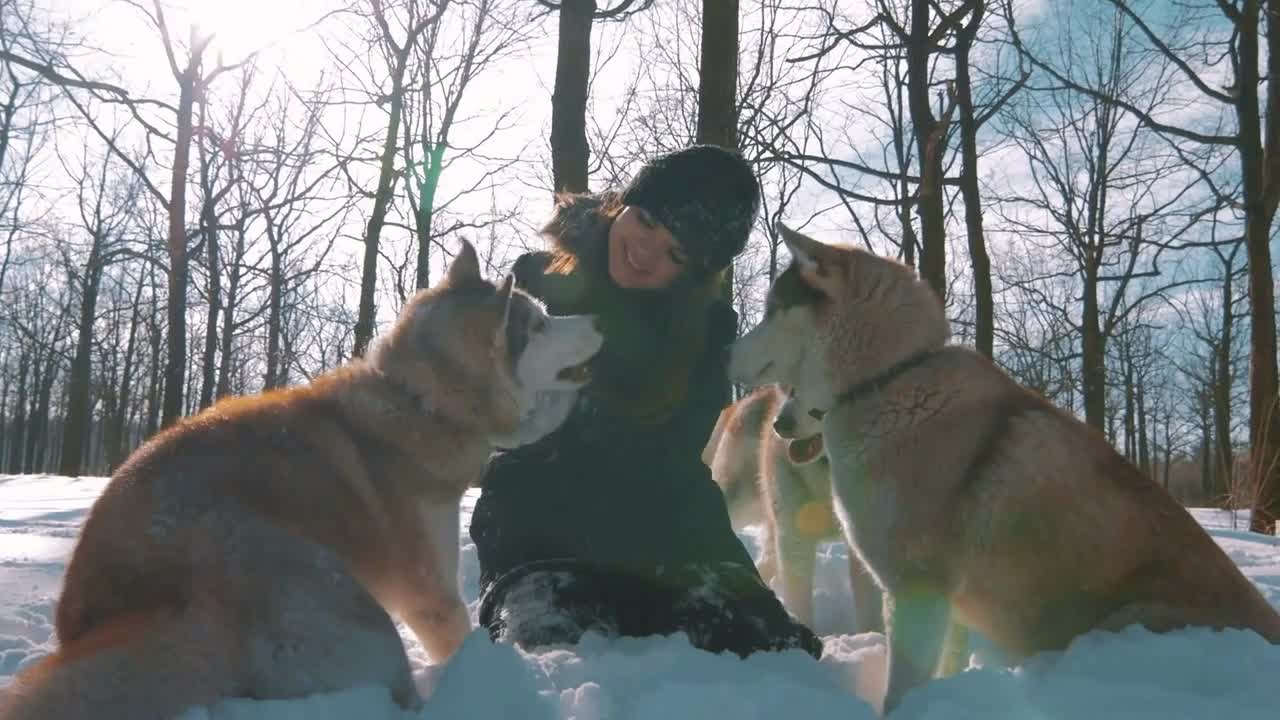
left=773, top=413, right=795, bottom=436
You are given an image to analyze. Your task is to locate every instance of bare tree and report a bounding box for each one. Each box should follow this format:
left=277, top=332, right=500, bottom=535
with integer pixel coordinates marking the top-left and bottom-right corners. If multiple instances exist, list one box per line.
left=992, top=249, right=1080, bottom=409
left=191, top=64, right=256, bottom=409
left=98, top=264, right=149, bottom=470
left=793, top=0, right=971, bottom=297
left=772, top=0, right=1021, bottom=318
left=697, top=0, right=741, bottom=301
left=6, top=0, right=258, bottom=428
left=213, top=186, right=253, bottom=401
left=0, top=0, right=56, bottom=304
left=1109, top=306, right=1162, bottom=471
left=401, top=0, right=531, bottom=290
left=128, top=2, right=255, bottom=426
left=536, top=0, right=652, bottom=194
left=5, top=260, right=72, bottom=472
left=1006, top=0, right=1280, bottom=534
left=1167, top=238, right=1249, bottom=504
left=997, top=5, right=1200, bottom=429
left=624, top=0, right=832, bottom=315
left=903, top=0, right=959, bottom=299
left=55, top=139, right=141, bottom=475
left=344, top=0, right=448, bottom=356
left=697, top=0, right=739, bottom=149
left=771, top=6, right=921, bottom=263
left=948, top=0, right=1019, bottom=357
left=246, top=83, right=350, bottom=389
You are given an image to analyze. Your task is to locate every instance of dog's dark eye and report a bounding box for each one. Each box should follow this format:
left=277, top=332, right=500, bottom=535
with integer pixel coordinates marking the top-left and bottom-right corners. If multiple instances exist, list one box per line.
left=808, top=408, right=826, bottom=420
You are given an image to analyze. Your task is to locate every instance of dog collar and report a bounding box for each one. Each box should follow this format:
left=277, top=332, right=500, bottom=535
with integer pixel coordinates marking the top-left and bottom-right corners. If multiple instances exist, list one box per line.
left=807, top=348, right=940, bottom=421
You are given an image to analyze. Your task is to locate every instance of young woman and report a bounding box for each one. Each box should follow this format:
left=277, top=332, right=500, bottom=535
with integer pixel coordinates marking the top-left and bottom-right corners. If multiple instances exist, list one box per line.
left=470, top=145, right=822, bottom=660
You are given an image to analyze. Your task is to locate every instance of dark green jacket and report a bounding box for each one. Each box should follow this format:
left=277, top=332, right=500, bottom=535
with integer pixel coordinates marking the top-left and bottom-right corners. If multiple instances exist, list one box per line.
left=471, top=246, right=754, bottom=578
left=469, top=194, right=821, bottom=659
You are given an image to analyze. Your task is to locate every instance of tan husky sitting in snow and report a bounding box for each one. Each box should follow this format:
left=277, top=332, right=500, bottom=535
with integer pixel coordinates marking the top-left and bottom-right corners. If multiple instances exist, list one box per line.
left=728, top=223, right=1280, bottom=715
left=704, top=384, right=884, bottom=635
left=0, top=240, right=604, bottom=719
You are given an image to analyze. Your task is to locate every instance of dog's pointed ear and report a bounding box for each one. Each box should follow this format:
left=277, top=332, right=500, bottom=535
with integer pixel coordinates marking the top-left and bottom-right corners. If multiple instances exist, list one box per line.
left=446, top=238, right=482, bottom=286
left=778, top=222, right=839, bottom=295
left=493, top=273, right=515, bottom=349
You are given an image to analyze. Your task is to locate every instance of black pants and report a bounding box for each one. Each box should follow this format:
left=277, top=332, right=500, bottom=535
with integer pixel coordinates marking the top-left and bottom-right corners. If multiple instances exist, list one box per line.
left=477, top=558, right=824, bottom=660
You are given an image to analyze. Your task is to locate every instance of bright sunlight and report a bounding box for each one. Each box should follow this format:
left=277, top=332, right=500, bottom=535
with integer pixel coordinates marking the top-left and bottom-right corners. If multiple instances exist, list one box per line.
left=172, top=0, right=329, bottom=64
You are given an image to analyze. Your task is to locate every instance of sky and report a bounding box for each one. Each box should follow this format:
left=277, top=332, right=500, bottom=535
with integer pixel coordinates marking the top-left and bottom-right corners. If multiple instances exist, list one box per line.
left=15, top=0, right=1278, bottom=401
left=33, top=0, right=568, bottom=300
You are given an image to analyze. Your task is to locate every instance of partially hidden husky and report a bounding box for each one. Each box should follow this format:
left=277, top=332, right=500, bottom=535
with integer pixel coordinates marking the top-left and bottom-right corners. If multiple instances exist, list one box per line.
left=728, top=223, right=1280, bottom=715
left=0, top=240, right=604, bottom=720
left=703, top=385, right=883, bottom=635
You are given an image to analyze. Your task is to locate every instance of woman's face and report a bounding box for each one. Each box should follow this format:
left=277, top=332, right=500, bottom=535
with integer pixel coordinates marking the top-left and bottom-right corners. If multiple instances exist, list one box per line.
left=607, top=206, right=687, bottom=290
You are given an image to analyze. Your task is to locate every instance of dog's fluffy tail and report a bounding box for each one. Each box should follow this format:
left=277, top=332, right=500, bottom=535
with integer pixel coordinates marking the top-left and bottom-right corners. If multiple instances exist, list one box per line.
left=0, top=607, right=234, bottom=720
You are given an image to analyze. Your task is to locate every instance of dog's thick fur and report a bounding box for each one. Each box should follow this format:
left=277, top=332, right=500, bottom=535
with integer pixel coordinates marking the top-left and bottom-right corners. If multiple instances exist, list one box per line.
left=704, top=385, right=882, bottom=634
left=703, top=389, right=774, bottom=549
left=729, top=224, right=1280, bottom=715
left=0, top=241, right=604, bottom=719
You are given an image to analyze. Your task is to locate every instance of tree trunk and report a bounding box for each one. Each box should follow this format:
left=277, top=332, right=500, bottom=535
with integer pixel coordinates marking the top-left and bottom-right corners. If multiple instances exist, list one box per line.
left=216, top=226, right=244, bottom=399
left=1141, top=368, right=1152, bottom=471
left=1137, top=378, right=1149, bottom=474
left=696, top=0, right=738, bottom=149
left=1122, top=352, right=1135, bottom=461
left=8, top=351, right=29, bottom=473
left=1234, top=1, right=1280, bottom=533
left=1244, top=207, right=1279, bottom=531
left=549, top=0, right=594, bottom=195
left=954, top=3, right=993, bottom=357
left=144, top=286, right=163, bottom=441
left=415, top=144, right=445, bottom=290
left=1080, top=270, right=1106, bottom=430
left=353, top=50, right=412, bottom=357
left=279, top=307, right=295, bottom=388
left=264, top=229, right=283, bottom=390
left=696, top=0, right=740, bottom=303
left=27, top=352, right=57, bottom=473
left=1200, top=402, right=1214, bottom=502
left=1162, top=408, right=1172, bottom=490
left=107, top=283, right=144, bottom=470
left=0, top=358, right=8, bottom=470
left=197, top=158, right=220, bottom=410
left=893, top=101, right=918, bottom=265
left=161, top=67, right=199, bottom=428
left=907, top=0, right=948, bottom=301
left=1213, top=270, right=1235, bottom=502
left=1106, top=403, right=1117, bottom=448
left=58, top=241, right=103, bottom=476
left=185, top=351, right=198, bottom=417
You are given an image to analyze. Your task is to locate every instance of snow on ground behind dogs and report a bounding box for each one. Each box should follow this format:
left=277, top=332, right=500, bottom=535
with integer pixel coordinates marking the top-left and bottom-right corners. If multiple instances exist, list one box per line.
left=0, top=474, right=1278, bottom=719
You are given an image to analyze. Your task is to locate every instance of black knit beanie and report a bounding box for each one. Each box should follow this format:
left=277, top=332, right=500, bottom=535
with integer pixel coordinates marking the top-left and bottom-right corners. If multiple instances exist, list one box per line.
left=620, top=145, right=761, bottom=278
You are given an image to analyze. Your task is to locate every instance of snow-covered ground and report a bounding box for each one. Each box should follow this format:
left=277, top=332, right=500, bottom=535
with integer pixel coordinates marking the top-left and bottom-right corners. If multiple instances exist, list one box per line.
left=1, top=473, right=1277, bottom=719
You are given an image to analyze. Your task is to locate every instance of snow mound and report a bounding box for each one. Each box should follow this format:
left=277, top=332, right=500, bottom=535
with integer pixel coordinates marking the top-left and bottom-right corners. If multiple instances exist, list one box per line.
left=2, top=475, right=1278, bottom=719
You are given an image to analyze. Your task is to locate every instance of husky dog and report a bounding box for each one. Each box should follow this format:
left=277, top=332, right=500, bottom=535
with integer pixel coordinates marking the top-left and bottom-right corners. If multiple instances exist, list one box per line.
left=703, top=389, right=775, bottom=567
left=0, top=240, right=604, bottom=720
left=704, top=385, right=883, bottom=635
left=728, top=223, right=1280, bottom=714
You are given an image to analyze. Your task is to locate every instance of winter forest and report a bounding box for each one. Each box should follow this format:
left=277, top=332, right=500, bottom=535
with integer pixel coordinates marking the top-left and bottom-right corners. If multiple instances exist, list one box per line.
left=0, top=0, right=1277, bottom=532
